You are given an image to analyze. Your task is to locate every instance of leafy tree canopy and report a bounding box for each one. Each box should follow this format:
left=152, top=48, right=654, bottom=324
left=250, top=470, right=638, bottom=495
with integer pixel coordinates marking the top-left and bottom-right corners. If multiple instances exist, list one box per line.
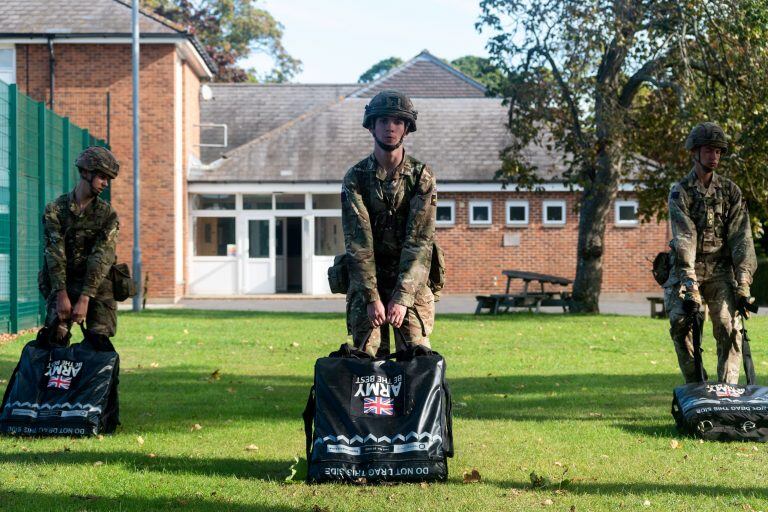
left=449, top=55, right=505, bottom=93
left=142, top=0, right=301, bottom=83
left=358, top=57, right=403, bottom=83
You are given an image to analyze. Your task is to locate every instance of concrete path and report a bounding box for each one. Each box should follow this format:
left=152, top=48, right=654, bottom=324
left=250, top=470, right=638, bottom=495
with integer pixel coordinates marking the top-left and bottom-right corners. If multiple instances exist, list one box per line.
left=170, top=293, right=660, bottom=316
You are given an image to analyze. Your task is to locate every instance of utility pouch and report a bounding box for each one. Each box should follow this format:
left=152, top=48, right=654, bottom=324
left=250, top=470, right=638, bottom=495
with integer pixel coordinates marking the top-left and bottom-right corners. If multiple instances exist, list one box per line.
left=327, top=253, right=349, bottom=294
left=652, top=250, right=672, bottom=287
left=110, top=263, right=136, bottom=302
left=428, top=241, right=446, bottom=300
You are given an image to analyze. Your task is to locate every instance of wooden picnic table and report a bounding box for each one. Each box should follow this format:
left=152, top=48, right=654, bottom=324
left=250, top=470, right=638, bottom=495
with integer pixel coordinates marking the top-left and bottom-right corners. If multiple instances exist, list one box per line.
left=475, top=270, right=573, bottom=314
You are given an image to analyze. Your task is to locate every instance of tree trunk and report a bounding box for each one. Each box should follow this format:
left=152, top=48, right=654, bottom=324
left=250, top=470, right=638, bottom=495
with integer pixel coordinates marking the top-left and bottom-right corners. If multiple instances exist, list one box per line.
left=570, top=106, right=621, bottom=313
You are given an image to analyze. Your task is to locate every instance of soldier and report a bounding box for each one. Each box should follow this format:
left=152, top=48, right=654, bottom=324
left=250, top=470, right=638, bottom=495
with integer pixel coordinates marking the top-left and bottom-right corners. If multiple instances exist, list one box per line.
left=664, top=122, right=757, bottom=384
left=41, top=146, right=120, bottom=341
left=342, top=90, right=437, bottom=357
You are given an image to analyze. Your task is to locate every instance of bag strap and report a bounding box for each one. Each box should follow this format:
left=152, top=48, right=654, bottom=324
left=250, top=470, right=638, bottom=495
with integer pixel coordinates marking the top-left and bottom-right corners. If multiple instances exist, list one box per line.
left=302, top=385, right=316, bottom=464
left=742, top=323, right=757, bottom=385
left=691, top=313, right=707, bottom=383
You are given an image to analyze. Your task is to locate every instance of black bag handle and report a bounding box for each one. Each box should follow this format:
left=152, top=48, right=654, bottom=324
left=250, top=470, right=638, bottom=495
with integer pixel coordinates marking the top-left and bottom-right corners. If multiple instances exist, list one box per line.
left=691, top=312, right=707, bottom=383
left=741, top=318, right=757, bottom=386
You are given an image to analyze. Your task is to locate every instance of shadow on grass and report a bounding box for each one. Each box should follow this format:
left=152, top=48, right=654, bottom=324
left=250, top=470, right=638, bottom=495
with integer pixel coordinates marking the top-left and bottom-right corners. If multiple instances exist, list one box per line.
left=0, top=450, right=292, bottom=481
left=0, top=489, right=304, bottom=512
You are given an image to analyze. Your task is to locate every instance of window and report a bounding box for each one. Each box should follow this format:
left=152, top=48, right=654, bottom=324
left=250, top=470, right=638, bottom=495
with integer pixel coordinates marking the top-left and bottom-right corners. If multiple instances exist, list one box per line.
left=194, top=217, right=235, bottom=256
left=615, top=200, right=639, bottom=225
left=312, top=193, right=341, bottom=209
left=191, top=194, right=235, bottom=210
left=243, top=194, right=272, bottom=210
left=315, top=217, right=344, bottom=256
left=275, top=193, right=305, bottom=210
left=436, top=200, right=455, bottom=226
left=543, top=200, right=566, bottom=225
left=248, top=220, right=270, bottom=258
left=469, top=200, right=492, bottom=225
left=506, top=200, right=529, bottom=225
left=0, top=47, right=14, bottom=85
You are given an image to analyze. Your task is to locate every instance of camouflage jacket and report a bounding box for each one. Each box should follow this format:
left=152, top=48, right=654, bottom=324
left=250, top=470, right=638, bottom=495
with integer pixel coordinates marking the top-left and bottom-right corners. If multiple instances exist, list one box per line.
left=341, top=153, right=436, bottom=307
left=667, top=169, right=756, bottom=286
left=42, top=191, right=119, bottom=299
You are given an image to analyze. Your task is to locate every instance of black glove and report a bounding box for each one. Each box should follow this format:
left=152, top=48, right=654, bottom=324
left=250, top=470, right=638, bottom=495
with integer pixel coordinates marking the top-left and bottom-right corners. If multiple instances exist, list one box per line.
left=682, top=289, right=701, bottom=316
left=736, top=283, right=757, bottom=319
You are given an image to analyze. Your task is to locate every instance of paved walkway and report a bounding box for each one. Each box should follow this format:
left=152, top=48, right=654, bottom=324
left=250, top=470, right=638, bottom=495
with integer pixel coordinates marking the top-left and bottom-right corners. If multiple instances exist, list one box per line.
left=168, top=293, right=662, bottom=316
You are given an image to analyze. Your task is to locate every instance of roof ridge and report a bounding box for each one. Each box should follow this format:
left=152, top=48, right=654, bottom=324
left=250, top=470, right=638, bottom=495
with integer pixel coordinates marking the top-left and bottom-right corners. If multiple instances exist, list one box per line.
left=112, top=0, right=188, bottom=33
left=349, top=50, right=487, bottom=98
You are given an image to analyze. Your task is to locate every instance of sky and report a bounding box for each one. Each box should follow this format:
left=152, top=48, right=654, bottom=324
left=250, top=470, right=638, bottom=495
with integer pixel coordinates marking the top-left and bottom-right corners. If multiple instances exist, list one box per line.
left=242, top=0, right=492, bottom=83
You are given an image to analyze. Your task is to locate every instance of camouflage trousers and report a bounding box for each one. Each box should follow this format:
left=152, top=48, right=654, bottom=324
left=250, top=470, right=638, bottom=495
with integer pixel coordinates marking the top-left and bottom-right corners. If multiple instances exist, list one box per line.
left=664, top=280, right=743, bottom=384
left=45, top=291, right=117, bottom=338
left=347, top=285, right=435, bottom=357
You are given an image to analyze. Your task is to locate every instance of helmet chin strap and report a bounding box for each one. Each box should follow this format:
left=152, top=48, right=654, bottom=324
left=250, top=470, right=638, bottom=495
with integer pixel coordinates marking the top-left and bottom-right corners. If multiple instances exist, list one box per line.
left=84, top=172, right=103, bottom=197
left=694, top=149, right=714, bottom=173
left=374, top=134, right=404, bottom=152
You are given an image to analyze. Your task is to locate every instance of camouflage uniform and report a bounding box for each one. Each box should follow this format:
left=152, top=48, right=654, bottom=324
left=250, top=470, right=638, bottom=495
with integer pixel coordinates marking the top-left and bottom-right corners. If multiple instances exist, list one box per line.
left=42, top=147, right=120, bottom=337
left=665, top=169, right=756, bottom=383
left=342, top=153, right=437, bottom=356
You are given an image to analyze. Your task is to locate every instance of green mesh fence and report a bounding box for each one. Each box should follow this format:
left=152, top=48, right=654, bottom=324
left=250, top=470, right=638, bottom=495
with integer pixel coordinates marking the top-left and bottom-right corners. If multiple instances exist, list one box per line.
left=0, top=81, right=107, bottom=333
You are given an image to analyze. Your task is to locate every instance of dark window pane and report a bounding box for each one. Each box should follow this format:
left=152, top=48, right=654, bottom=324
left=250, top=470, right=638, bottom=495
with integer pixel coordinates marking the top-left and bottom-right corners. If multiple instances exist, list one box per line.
left=275, top=194, right=305, bottom=209
left=508, top=206, right=526, bottom=222
left=276, top=219, right=284, bottom=256
left=436, top=206, right=453, bottom=222
left=191, top=194, right=235, bottom=210
left=243, top=194, right=272, bottom=210
left=619, top=205, right=637, bottom=221
left=472, top=206, right=490, bottom=222
left=315, top=217, right=344, bottom=256
left=546, top=206, right=563, bottom=222
left=248, top=220, right=270, bottom=258
left=312, top=194, right=341, bottom=209
left=195, top=217, right=235, bottom=256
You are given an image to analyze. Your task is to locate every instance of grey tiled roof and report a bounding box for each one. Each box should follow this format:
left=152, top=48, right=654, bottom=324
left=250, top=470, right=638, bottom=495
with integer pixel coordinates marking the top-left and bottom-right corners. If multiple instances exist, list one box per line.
left=190, top=97, right=566, bottom=183
left=351, top=51, right=487, bottom=99
left=200, top=83, right=360, bottom=163
left=0, top=0, right=180, bottom=35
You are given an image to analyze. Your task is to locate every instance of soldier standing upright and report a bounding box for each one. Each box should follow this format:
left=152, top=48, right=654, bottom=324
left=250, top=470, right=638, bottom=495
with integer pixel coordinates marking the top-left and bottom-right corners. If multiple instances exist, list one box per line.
left=664, top=122, right=757, bottom=384
left=41, top=146, right=121, bottom=340
left=342, top=90, right=438, bottom=357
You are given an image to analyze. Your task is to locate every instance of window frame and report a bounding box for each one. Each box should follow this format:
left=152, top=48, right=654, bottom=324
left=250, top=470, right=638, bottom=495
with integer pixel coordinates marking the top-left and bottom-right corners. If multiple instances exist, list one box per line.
left=615, top=199, right=639, bottom=226
left=0, top=45, right=16, bottom=85
left=505, top=200, right=529, bottom=226
left=468, top=200, right=493, bottom=226
left=435, top=199, right=456, bottom=226
left=542, top=200, right=567, bottom=226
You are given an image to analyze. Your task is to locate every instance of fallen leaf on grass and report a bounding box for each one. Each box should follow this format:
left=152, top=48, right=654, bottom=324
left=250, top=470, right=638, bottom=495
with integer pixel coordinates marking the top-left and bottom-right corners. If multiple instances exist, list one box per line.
left=542, top=499, right=554, bottom=506
left=419, top=482, right=428, bottom=489
left=93, top=461, right=104, bottom=467
left=454, top=401, right=468, bottom=408
left=97, top=435, right=104, bottom=441
left=670, top=440, right=679, bottom=449
left=643, top=499, right=651, bottom=507
left=245, top=444, right=259, bottom=451
left=191, top=423, right=203, bottom=431
left=227, top=387, right=237, bottom=394
left=554, top=461, right=563, bottom=467
left=146, top=335, right=154, bottom=341
left=183, top=329, right=189, bottom=335
left=463, top=468, right=481, bottom=483
left=148, top=453, right=157, bottom=458
left=264, top=386, right=274, bottom=392
left=291, top=342, right=300, bottom=348
left=136, top=436, right=145, bottom=446
left=530, top=472, right=553, bottom=488
left=150, top=362, right=159, bottom=368
left=209, top=369, right=221, bottom=381
left=588, top=412, right=603, bottom=417
left=20, top=446, right=28, bottom=452
left=508, top=488, right=524, bottom=497
left=312, top=506, right=330, bottom=512
left=285, top=456, right=308, bottom=482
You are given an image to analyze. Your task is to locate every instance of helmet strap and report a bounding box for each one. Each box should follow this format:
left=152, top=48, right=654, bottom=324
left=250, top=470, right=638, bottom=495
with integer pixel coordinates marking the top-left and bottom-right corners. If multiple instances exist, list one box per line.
left=374, top=134, right=404, bottom=152
left=694, top=148, right=714, bottom=174
left=83, top=171, right=104, bottom=197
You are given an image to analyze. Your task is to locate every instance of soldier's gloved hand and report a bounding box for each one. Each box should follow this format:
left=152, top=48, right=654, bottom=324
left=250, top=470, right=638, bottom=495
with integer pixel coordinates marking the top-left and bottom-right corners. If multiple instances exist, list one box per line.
left=56, top=290, right=72, bottom=321
left=682, top=289, right=702, bottom=316
left=736, top=283, right=756, bottom=319
left=386, top=301, right=407, bottom=328
left=367, top=300, right=386, bottom=328
left=71, top=295, right=90, bottom=325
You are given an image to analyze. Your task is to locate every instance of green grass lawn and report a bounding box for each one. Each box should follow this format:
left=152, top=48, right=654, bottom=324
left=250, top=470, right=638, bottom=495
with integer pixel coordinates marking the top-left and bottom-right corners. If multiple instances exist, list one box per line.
left=1, top=310, right=767, bottom=511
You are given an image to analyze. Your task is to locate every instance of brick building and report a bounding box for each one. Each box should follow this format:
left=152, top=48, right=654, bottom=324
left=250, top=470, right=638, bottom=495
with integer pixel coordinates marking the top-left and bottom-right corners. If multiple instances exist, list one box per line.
left=0, top=0, right=214, bottom=302
left=193, top=51, right=670, bottom=296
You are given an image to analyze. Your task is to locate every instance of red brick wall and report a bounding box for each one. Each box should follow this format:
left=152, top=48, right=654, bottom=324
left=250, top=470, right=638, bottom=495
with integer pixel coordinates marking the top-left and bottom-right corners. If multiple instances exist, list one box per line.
left=436, top=191, right=669, bottom=294
left=181, top=61, right=200, bottom=297
left=16, top=43, right=201, bottom=301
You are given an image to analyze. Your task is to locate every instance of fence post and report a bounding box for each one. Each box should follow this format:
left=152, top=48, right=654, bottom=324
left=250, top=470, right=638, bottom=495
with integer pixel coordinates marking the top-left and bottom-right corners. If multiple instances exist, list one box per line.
left=62, top=117, right=69, bottom=192
left=8, top=85, right=18, bottom=333
left=37, top=101, right=47, bottom=322
left=82, top=129, right=90, bottom=150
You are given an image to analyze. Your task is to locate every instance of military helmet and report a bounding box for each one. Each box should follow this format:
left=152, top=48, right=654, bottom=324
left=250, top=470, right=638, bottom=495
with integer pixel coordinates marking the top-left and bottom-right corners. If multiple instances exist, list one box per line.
left=684, top=122, right=728, bottom=152
left=75, top=146, right=120, bottom=179
left=362, top=90, right=418, bottom=132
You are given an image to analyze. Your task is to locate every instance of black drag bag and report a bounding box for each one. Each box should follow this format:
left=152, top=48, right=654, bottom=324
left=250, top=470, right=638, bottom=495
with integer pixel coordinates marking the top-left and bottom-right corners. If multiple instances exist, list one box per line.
left=672, top=312, right=768, bottom=441
left=303, top=338, right=453, bottom=483
left=0, top=325, right=120, bottom=436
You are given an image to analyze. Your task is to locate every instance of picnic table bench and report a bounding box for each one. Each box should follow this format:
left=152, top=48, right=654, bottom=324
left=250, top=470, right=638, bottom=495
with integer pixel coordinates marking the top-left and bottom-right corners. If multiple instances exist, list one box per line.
left=475, top=270, right=573, bottom=314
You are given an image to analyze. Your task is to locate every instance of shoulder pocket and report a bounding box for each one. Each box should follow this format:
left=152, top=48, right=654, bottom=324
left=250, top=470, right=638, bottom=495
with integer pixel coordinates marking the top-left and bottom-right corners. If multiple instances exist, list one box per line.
left=327, top=254, right=349, bottom=294
left=110, top=263, right=137, bottom=302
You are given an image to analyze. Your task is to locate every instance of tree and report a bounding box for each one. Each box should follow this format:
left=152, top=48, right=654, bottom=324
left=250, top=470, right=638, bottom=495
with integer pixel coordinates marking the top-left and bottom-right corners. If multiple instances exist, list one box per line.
left=358, top=57, right=403, bottom=83
left=142, top=0, right=301, bottom=83
left=479, top=0, right=764, bottom=311
left=449, top=55, right=505, bottom=93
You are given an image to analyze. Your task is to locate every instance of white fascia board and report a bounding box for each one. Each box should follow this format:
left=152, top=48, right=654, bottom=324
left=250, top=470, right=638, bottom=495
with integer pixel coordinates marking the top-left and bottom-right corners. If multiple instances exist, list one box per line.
left=0, top=37, right=184, bottom=44
left=187, top=181, right=637, bottom=194
left=188, top=182, right=342, bottom=194
left=175, top=40, right=213, bottom=79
